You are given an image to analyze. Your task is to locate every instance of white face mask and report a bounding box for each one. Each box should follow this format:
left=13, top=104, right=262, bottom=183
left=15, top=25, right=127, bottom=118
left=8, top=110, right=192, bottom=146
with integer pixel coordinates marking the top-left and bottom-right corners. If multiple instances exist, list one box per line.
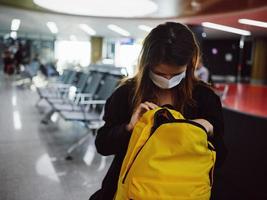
left=149, top=70, right=186, bottom=89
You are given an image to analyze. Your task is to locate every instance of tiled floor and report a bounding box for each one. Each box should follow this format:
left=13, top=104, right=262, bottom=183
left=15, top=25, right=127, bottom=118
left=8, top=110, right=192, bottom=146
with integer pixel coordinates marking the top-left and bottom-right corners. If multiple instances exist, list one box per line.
left=0, top=74, right=112, bottom=200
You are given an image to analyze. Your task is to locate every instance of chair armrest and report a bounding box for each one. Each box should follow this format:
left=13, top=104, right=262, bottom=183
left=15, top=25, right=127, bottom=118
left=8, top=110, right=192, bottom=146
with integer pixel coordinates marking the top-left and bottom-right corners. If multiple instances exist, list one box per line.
left=75, top=93, right=93, bottom=98
left=47, top=83, right=71, bottom=89
left=88, top=120, right=105, bottom=130
left=73, top=93, right=93, bottom=104
left=80, top=99, right=106, bottom=105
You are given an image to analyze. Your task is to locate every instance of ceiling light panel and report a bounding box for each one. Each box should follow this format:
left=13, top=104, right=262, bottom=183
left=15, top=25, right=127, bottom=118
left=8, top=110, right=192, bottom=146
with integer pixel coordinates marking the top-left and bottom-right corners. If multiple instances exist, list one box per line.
left=79, top=24, right=96, bottom=36
left=70, top=35, right=77, bottom=41
left=46, top=22, right=58, bottom=34
left=34, top=0, right=158, bottom=17
left=11, top=19, right=20, bottom=31
left=202, top=22, right=251, bottom=36
left=138, top=25, right=153, bottom=32
left=238, top=19, right=267, bottom=29
left=108, top=24, right=130, bottom=37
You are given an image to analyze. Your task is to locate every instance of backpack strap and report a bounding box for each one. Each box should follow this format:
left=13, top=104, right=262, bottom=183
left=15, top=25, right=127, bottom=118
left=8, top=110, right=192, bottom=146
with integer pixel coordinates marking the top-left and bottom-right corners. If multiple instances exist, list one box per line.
left=150, top=108, right=214, bottom=148
left=150, top=108, right=177, bottom=135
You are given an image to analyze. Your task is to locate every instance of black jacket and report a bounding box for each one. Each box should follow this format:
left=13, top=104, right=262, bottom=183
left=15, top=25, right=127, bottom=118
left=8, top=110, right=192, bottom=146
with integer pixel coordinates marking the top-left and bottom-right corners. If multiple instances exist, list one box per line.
left=90, top=81, right=227, bottom=200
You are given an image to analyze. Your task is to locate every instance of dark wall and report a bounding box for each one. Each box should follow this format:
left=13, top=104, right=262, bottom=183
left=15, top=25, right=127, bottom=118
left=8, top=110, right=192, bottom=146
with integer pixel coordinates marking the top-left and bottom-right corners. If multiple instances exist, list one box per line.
left=188, top=24, right=254, bottom=80
left=202, top=39, right=240, bottom=76
left=212, top=108, right=267, bottom=200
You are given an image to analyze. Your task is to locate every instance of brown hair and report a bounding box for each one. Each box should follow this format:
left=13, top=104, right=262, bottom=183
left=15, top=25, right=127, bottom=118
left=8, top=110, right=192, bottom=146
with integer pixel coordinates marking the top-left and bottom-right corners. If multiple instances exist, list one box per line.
left=123, top=22, right=200, bottom=113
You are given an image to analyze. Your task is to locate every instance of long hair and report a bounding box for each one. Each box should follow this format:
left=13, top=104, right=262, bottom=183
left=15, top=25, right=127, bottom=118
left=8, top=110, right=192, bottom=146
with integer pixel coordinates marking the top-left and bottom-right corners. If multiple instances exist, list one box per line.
left=123, top=22, right=200, bottom=113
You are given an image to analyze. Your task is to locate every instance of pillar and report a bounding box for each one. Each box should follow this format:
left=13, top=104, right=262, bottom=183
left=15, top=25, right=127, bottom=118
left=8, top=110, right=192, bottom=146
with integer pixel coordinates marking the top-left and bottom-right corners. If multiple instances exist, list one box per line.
left=251, top=38, right=267, bottom=84
left=90, top=36, right=103, bottom=64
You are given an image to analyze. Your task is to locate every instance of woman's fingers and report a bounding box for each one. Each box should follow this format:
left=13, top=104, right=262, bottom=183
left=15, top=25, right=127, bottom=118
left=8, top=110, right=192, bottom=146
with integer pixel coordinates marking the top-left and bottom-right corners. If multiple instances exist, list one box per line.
left=137, top=102, right=158, bottom=117
left=127, top=102, right=159, bottom=132
left=139, top=103, right=150, bottom=112
left=192, top=119, right=214, bottom=136
left=144, top=101, right=158, bottom=110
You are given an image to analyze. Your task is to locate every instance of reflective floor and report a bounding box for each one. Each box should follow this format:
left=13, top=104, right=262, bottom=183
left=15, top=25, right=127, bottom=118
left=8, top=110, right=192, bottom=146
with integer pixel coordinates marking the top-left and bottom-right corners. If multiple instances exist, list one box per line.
left=0, top=74, right=112, bottom=200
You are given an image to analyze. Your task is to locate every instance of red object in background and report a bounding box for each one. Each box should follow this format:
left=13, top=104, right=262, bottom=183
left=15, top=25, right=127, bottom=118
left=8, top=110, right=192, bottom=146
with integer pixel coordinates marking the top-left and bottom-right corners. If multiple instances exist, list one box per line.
left=214, top=83, right=267, bottom=118
left=4, top=64, right=14, bottom=75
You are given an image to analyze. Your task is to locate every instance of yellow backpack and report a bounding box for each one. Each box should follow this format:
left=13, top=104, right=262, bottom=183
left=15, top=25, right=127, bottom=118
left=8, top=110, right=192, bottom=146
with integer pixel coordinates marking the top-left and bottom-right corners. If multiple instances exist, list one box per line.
left=115, top=107, right=216, bottom=200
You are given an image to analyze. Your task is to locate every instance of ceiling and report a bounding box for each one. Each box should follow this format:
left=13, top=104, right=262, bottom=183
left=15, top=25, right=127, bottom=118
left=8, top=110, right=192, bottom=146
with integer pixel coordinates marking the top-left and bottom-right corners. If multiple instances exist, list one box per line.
left=0, top=0, right=266, bottom=40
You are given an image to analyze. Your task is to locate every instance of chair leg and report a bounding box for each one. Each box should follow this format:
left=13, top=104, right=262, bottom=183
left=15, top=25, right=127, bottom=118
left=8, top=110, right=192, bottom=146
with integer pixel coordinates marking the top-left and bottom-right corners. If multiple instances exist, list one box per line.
left=41, top=110, right=54, bottom=124
left=35, top=97, right=43, bottom=107
left=65, top=130, right=95, bottom=160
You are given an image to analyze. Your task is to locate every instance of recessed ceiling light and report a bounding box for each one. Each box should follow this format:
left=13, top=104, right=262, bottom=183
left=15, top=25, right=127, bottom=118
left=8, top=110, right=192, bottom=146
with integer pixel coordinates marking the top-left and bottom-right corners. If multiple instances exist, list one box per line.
left=202, top=22, right=251, bottom=36
left=238, top=19, right=267, bottom=28
left=108, top=24, right=130, bottom=37
left=190, top=0, right=201, bottom=11
left=201, top=32, right=207, bottom=38
left=11, top=19, right=20, bottom=31
left=79, top=24, right=96, bottom=36
left=33, top=0, right=158, bottom=17
left=138, top=25, right=153, bottom=32
left=46, top=22, right=58, bottom=34
left=70, top=35, right=77, bottom=41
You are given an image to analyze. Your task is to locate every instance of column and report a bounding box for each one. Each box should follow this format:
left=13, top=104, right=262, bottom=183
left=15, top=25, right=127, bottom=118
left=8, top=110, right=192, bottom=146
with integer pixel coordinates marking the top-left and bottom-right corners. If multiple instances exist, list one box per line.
left=90, top=36, right=103, bottom=64
left=251, top=38, right=267, bottom=84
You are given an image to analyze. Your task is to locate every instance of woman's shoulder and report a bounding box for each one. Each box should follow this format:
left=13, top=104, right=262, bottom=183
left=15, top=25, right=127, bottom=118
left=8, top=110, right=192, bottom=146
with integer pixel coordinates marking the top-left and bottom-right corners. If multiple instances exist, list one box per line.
left=109, top=78, right=135, bottom=100
left=105, top=78, right=135, bottom=115
left=193, top=81, right=219, bottom=100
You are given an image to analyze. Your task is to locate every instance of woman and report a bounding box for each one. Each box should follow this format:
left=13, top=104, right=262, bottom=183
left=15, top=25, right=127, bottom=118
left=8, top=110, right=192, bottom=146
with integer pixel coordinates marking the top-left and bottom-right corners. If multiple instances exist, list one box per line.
left=89, top=22, right=226, bottom=200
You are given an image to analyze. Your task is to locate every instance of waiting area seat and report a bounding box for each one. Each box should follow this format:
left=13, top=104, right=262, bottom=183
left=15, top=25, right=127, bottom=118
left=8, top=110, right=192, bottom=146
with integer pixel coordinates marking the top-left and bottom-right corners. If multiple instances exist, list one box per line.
left=34, top=64, right=126, bottom=160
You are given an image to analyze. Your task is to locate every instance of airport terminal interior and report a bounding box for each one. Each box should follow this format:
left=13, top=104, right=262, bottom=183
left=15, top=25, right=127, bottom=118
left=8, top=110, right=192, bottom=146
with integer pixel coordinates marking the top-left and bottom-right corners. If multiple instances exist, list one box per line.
left=0, top=0, right=267, bottom=200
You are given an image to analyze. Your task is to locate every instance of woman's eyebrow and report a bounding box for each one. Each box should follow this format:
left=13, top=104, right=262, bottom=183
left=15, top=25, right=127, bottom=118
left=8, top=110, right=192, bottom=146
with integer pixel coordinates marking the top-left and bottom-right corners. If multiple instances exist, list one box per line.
left=154, top=71, right=184, bottom=75
left=152, top=70, right=165, bottom=75
left=173, top=71, right=184, bottom=75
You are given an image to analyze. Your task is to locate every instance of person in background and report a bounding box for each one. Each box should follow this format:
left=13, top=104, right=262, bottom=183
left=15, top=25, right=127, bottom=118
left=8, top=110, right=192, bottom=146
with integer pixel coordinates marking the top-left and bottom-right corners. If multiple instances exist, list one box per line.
left=89, top=22, right=227, bottom=200
left=14, top=42, right=24, bottom=74
left=2, top=48, right=14, bottom=75
left=195, top=59, right=210, bottom=83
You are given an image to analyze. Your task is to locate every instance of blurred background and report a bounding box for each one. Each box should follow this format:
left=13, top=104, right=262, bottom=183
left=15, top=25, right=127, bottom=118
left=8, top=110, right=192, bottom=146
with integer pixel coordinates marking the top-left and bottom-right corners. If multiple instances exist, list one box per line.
left=0, top=0, right=266, bottom=200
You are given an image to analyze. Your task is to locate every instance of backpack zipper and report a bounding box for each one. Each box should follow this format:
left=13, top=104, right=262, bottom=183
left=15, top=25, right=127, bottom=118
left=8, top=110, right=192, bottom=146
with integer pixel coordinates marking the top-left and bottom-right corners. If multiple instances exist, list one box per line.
left=122, top=138, right=151, bottom=183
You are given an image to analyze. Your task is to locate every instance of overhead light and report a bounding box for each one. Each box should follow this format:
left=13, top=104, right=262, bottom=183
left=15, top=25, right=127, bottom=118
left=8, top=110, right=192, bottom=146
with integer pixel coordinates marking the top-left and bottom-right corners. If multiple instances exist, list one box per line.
left=79, top=24, right=96, bottom=36
left=190, top=0, right=201, bottom=11
left=11, top=19, right=20, bottom=31
left=46, top=22, right=58, bottom=34
left=138, top=25, right=153, bottom=32
left=202, top=32, right=207, bottom=38
left=238, top=19, right=267, bottom=28
left=33, top=0, right=158, bottom=17
left=10, top=31, right=17, bottom=39
left=108, top=24, right=130, bottom=37
left=70, top=35, right=77, bottom=41
left=202, top=22, right=251, bottom=36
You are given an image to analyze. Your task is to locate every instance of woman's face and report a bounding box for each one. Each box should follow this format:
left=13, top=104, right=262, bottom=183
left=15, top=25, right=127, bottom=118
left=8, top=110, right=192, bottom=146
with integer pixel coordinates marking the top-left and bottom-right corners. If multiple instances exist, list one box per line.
left=151, top=63, right=187, bottom=80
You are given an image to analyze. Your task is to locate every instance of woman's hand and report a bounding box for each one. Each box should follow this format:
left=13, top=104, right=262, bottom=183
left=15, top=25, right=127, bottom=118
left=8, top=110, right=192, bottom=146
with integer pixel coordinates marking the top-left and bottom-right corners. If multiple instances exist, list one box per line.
left=126, top=102, right=158, bottom=132
left=192, top=119, right=214, bottom=136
